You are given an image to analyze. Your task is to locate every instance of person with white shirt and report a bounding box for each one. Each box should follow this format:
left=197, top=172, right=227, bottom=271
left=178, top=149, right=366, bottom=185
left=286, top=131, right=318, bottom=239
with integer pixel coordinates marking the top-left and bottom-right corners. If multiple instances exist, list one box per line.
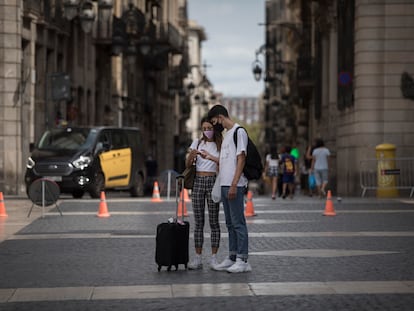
left=207, top=105, right=252, bottom=273
left=186, top=117, right=222, bottom=270
left=311, top=138, right=331, bottom=198
left=264, top=145, right=279, bottom=200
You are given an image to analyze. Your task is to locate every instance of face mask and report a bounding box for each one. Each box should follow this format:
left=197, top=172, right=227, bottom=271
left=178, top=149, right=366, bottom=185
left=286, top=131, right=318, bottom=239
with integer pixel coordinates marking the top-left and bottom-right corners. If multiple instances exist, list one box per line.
left=203, top=130, right=214, bottom=139
left=213, top=123, right=224, bottom=133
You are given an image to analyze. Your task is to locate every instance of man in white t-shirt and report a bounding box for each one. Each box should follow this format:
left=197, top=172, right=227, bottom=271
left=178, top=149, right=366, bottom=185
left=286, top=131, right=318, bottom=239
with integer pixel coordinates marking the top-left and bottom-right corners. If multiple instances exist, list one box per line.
left=311, top=138, right=331, bottom=197
left=207, top=104, right=252, bottom=273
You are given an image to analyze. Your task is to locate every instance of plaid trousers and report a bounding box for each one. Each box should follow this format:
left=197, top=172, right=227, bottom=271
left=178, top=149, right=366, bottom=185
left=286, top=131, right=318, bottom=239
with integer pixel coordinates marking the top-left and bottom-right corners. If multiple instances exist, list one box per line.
left=191, top=175, right=221, bottom=249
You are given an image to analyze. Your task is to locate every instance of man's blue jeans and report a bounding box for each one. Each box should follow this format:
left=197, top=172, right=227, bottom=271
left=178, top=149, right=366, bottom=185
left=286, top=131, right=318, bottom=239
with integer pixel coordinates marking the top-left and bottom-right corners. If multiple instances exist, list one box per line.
left=221, top=186, right=248, bottom=260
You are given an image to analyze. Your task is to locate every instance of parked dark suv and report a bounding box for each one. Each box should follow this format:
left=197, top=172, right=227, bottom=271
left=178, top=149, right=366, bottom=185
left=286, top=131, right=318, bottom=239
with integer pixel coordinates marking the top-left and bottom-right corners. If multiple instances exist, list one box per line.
left=25, top=126, right=147, bottom=198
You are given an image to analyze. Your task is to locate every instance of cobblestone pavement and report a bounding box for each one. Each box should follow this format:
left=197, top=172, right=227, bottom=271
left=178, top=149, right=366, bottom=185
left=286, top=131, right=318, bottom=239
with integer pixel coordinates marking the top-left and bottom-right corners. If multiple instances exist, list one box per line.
left=0, top=193, right=413, bottom=310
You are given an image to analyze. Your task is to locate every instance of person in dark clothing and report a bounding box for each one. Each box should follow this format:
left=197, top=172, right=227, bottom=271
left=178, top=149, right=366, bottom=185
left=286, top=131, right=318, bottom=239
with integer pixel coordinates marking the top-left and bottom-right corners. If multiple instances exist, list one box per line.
left=280, top=146, right=296, bottom=199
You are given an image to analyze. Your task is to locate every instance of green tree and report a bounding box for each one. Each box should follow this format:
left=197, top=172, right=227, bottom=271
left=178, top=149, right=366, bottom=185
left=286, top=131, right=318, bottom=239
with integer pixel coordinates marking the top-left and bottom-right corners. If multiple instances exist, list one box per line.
left=233, top=118, right=264, bottom=148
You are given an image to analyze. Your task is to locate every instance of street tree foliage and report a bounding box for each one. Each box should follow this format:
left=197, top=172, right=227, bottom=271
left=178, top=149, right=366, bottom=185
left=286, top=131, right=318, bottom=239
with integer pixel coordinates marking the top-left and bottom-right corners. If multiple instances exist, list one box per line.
left=232, top=118, right=263, bottom=148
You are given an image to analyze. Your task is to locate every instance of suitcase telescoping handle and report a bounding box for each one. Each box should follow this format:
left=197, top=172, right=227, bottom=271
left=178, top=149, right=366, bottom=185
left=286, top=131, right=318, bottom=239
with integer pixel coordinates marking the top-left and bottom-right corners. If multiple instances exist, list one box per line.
left=176, top=175, right=185, bottom=222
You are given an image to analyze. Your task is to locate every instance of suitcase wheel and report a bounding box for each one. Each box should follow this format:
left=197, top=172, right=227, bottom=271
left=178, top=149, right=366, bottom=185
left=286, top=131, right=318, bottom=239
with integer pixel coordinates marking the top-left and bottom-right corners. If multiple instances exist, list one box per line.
left=157, top=265, right=161, bottom=272
left=167, top=265, right=172, bottom=272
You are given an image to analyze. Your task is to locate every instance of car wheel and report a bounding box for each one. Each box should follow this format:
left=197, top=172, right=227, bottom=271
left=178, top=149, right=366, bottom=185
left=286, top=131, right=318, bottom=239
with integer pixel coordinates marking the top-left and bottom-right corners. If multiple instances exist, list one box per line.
left=72, top=190, right=85, bottom=199
left=89, top=172, right=105, bottom=198
left=130, top=172, right=144, bottom=197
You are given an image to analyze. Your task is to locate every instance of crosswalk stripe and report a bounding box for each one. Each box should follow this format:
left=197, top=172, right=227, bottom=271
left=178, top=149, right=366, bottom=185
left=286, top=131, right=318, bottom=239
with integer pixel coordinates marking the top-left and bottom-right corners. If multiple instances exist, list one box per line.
left=7, top=231, right=414, bottom=240
left=2, top=281, right=414, bottom=303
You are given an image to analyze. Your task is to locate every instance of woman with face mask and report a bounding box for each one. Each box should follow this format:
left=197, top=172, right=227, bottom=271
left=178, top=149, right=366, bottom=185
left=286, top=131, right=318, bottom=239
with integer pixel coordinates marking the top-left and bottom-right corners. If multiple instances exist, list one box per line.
left=186, top=116, right=222, bottom=270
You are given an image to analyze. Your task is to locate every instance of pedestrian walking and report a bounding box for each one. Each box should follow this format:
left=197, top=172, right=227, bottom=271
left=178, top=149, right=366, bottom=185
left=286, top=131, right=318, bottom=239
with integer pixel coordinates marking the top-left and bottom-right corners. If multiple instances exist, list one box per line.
left=304, top=144, right=317, bottom=196
left=311, top=138, right=331, bottom=198
left=280, top=146, right=296, bottom=199
left=207, top=104, right=252, bottom=273
left=186, top=117, right=222, bottom=270
left=264, top=145, right=279, bottom=200
left=277, top=146, right=285, bottom=197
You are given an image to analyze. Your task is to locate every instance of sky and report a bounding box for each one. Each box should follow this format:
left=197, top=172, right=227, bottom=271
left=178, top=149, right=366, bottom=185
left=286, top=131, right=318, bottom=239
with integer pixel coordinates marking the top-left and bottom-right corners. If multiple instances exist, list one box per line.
left=187, top=0, right=266, bottom=98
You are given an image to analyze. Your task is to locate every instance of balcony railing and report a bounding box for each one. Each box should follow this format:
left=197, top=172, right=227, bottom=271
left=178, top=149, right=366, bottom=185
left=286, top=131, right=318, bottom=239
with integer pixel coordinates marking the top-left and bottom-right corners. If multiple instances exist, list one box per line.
left=23, top=0, right=47, bottom=17
left=156, top=22, right=184, bottom=53
left=296, top=57, right=314, bottom=87
left=23, top=0, right=68, bottom=32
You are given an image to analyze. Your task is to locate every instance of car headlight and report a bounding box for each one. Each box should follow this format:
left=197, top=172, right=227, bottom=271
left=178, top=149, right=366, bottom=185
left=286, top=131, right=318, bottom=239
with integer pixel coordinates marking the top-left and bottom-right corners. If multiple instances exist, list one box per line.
left=26, top=157, right=35, bottom=169
left=72, top=156, right=92, bottom=170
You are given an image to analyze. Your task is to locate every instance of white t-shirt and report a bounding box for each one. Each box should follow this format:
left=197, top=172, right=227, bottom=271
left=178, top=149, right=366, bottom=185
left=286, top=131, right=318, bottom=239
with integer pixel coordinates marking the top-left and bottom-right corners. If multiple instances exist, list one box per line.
left=189, top=139, right=219, bottom=173
left=219, top=124, right=248, bottom=187
left=266, top=154, right=279, bottom=167
left=312, top=147, right=330, bottom=170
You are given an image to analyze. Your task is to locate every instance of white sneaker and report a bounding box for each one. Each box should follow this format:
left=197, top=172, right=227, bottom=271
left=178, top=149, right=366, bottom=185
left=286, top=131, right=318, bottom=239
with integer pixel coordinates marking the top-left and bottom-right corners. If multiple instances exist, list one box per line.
left=212, top=258, right=235, bottom=271
left=226, top=258, right=252, bottom=273
left=210, top=255, right=219, bottom=268
left=188, top=256, right=202, bottom=270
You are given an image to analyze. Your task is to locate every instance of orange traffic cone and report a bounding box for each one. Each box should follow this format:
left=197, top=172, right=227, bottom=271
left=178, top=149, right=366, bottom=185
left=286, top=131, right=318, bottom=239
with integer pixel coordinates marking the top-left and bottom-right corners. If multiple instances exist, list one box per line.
left=0, top=192, right=8, bottom=217
left=97, top=191, right=110, bottom=218
left=183, top=189, right=191, bottom=202
left=177, top=199, right=188, bottom=217
left=151, top=181, right=163, bottom=202
left=244, top=190, right=257, bottom=217
left=323, top=190, right=336, bottom=216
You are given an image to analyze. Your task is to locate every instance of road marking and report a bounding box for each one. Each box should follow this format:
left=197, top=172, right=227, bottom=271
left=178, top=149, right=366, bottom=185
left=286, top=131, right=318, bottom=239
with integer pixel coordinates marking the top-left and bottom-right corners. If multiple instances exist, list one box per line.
left=250, top=249, right=399, bottom=257
left=8, top=231, right=414, bottom=240
left=245, top=219, right=310, bottom=224
left=43, top=209, right=414, bottom=216
left=2, top=281, right=414, bottom=302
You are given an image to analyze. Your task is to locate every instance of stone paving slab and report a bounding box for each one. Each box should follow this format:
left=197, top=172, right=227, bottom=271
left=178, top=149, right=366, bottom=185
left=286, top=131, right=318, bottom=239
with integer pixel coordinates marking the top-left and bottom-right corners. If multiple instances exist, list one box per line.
left=0, top=195, right=413, bottom=310
left=0, top=294, right=413, bottom=311
left=13, top=209, right=414, bottom=235
left=0, top=235, right=413, bottom=288
left=1, top=282, right=414, bottom=311
left=1, top=281, right=414, bottom=303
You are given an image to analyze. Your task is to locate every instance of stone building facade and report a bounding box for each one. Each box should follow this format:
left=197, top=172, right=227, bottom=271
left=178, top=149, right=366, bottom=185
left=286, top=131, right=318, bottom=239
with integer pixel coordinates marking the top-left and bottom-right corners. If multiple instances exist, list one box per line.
left=0, top=0, right=191, bottom=195
left=263, top=0, right=414, bottom=196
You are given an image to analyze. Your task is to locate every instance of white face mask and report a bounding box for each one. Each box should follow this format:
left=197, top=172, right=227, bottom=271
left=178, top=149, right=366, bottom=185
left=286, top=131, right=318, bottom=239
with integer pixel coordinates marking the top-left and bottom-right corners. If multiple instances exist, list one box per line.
left=203, top=130, right=214, bottom=139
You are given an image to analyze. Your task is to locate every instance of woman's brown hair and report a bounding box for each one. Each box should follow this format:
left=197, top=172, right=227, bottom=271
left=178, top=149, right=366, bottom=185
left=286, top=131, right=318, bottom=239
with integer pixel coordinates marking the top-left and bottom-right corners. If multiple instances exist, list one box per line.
left=200, top=116, right=222, bottom=151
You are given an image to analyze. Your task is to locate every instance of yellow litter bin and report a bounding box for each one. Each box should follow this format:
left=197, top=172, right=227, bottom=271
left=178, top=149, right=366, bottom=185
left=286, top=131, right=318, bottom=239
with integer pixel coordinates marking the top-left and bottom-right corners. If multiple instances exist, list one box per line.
left=376, top=143, right=399, bottom=198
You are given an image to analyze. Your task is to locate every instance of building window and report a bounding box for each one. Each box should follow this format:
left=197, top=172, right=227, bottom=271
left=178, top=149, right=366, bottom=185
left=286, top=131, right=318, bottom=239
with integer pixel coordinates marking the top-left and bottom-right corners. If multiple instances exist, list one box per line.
left=337, top=0, right=355, bottom=110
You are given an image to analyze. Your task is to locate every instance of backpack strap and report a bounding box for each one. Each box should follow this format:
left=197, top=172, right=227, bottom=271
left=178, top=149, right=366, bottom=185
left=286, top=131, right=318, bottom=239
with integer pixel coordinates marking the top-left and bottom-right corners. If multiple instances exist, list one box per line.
left=233, top=126, right=247, bottom=147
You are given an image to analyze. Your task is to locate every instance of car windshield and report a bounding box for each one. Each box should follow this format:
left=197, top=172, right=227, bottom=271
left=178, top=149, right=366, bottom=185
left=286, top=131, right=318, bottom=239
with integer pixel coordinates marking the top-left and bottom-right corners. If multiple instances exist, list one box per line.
left=37, top=128, right=94, bottom=150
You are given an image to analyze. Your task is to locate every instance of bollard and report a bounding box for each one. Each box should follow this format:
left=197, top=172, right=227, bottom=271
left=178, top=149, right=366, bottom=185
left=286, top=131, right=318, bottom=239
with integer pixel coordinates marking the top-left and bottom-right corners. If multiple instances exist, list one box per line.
left=376, top=143, right=399, bottom=198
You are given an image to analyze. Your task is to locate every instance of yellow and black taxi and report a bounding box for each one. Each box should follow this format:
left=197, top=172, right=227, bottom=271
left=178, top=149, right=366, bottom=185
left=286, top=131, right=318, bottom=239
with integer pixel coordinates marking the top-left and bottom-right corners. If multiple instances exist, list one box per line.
left=25, top=126, right=146, bottom=198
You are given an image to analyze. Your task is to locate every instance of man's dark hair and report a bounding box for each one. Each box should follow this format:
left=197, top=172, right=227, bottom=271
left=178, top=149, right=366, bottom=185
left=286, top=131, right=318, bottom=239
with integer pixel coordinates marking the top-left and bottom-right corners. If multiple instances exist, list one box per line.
left=207, top=104, right=229, bottom=120
left=315, top=138, right=325, bottom=148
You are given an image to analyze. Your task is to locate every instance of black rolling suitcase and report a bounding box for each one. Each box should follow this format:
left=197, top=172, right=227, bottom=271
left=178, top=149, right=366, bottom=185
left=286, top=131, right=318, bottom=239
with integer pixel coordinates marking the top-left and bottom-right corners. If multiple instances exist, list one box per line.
left=155, top=175, right=189, bottom=271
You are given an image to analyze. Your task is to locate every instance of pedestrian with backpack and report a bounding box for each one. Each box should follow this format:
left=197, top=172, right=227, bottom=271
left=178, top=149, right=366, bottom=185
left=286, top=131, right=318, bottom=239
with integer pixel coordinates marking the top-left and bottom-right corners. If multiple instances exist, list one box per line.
left=281, top=146, right=296, bottom=199
left=207, top=104, right=252, bottom=273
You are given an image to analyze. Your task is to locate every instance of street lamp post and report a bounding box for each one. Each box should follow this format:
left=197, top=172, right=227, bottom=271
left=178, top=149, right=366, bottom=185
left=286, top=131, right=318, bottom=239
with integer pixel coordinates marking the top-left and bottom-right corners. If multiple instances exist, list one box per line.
left=252, top=44, right=287, bottom=102
left=252, top=57, right=263, bottom=82
left=63, top=0, right=113, bottom=33
left=255, top=19, right=314, bottom=151
left=251, top=41, right=291, bottom=150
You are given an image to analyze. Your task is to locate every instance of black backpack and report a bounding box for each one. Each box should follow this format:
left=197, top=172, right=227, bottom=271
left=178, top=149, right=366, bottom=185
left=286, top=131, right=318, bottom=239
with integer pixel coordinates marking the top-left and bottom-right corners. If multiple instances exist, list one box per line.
left=233, top=127, right=264, bottom=180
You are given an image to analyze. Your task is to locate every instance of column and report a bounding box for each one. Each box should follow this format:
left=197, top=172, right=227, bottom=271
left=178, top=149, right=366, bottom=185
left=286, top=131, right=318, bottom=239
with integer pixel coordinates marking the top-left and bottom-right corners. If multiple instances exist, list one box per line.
left=0, top=1, right=22, bottom=194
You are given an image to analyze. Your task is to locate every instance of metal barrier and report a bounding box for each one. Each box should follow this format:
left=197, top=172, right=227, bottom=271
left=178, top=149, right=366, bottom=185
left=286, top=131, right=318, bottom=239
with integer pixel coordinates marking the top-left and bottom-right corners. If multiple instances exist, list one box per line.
left=360, top=157, right=414, bottom=198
